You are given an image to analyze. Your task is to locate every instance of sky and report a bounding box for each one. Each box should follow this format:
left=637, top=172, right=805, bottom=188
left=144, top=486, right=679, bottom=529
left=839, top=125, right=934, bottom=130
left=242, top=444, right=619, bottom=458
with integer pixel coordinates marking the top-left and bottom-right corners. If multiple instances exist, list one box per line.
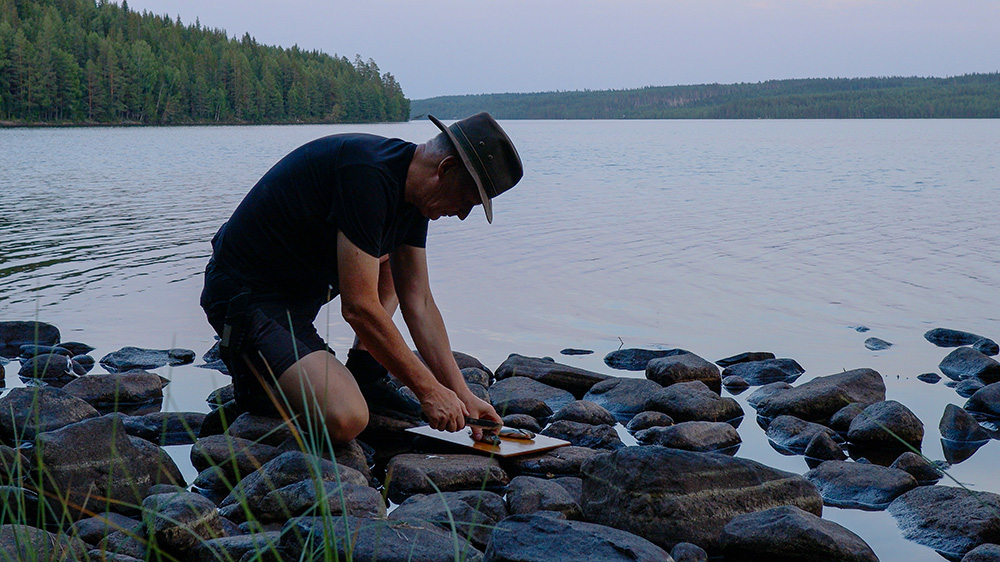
left=123, top=0, right=1000, bottom=100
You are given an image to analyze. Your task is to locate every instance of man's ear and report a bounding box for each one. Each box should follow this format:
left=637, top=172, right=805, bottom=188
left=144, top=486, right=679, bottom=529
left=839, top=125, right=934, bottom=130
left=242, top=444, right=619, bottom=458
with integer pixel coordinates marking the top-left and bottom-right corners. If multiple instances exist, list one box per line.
left=437, top=154, right=461, bottom=177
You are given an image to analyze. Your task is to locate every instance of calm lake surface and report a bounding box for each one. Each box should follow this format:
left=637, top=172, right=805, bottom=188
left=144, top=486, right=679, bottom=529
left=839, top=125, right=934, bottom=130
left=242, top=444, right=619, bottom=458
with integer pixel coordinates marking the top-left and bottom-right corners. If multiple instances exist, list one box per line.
left=2, top=120, right=999, bottom=560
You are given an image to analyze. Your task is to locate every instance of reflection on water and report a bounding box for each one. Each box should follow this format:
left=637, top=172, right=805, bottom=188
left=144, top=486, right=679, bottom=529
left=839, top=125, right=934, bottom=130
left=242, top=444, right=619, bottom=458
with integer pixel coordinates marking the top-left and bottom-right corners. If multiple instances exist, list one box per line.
left=2, top=120, right=1000, bottom=559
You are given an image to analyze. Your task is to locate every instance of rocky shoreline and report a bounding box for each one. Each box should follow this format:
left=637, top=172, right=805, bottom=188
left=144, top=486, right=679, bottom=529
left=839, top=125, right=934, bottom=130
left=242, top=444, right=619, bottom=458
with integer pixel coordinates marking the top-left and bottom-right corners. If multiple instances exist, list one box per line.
left=1, top=320, right=999, bottom=561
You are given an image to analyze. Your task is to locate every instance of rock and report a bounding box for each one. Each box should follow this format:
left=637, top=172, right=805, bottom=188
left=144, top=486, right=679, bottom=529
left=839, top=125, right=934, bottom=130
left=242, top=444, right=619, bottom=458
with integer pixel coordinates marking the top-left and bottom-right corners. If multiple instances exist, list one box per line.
left=71, top=354, right=95, bottom=374
left=199, top=399, right=243, bottom=437
left=889, top=485, right=1000, bottom=559
left=582, top=377, right=663, bottom=423
left=502, top=414, right=542, bottom=433
left=99, top=346, right=196, bottom=373
left=549, top=400, right=616, bottom=426
left=805, top=459, right=918, bottom=509
left=766, top=415, right=842, bottom=455
left=605, top=348, right=687, bottom=371
left=941, top=403, right=990, bottom=443
left=0, top=524, right=88, bottom=561
left=635, top=421, right=741, bottom=455
left=121, top=411, right=205, bottom=445
left=560, top=348, right=593, bottom=356
left=251, top=479, right=384, bottom=522
left=506, top=475, right=582, bottom=519
left=926, top=328, right=998, bottom=351
left=645, top=351, right=721, bottom=392
left=190, top=434, right=282, bottom=483
left=958, top=378, right=987, bottom=398
left=490, top=376, right=573, bottom=419
left=940, top=347, right=1000, bottom=383
left=581, top=446, right=823, bottom=553
left=18, top=344, right=72, bottom=359
left=61, top=342, right=95, bottom=356
left=190, top=532, right=282, bottom=562
left=0, top=321, right=60, bottom=358
left=715, top=351, right=776, bottom=368
left=455, top=351, right=494, bottom=379
left=671, top=542, right=708, bottom=562
left=847, top=400, right=924, bottom=452
left=18, top=353, right=76, bottom=381
left=917, top=372, right=941, bottom=384
left=719, top=505, right=877, bottom=561
left=0, top=486, right=40, bottom=523
left=804, top=431, right=848, bottom=462
left=206, top=384, right=235, bottom=408
left=829, top=402, right=868, bottom=435
left=963, top=544, right=1000, bottom=562
left=890, top=452, right=944, bottom=483
left=484, top=513, right=672, bottom=562
left=495, top=354, right=610, bottom=397
left=97, top=528, right=148, bottom=559
left=223, top=412, right=297, bottom=446
left=721, top=358, right=805, bottom=386
left=975, top=339, right=1000, bottom=357
left=282, top=515, right=484, bottom=562
left=61, top=372, right=167, bottom=411
left=540, top=419, right=623, bottom=450
left=0, top=386, right=100, bottom=443
left=503, top=446, right=605, bottom=478
left=468, top=382, right=491, bottom=403
left=33, top=415, right=184, bottom=519
left=143, top=491, right=223, bottom=554
left=721, top=375, right=749, bottom=393
left=71, top=512, right=142, bottom=545
left=852, top=325, right=871, bottom=333
left=388, top=490, right=506, bottom=550
left=625, top=411, right=674, bottom=433
left=746, top=381, right=794, bottom=408
left=755, top=368, right=886, bottom=425
left=966, top=382, right=1000, bottom=418
left=385, top=453, right=508, bottom=503
left=462, top=366, right=492, bottom=387
left=864, top=337, right=893, bottom=351
left=644, top=380, right=743, bottom=424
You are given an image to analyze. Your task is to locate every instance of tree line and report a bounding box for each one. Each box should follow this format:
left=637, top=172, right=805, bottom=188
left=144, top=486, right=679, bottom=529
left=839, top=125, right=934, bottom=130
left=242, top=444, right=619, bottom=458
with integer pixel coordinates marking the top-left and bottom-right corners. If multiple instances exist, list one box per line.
left=411, top=74, right=1000, bottom=120
left=0, top=0, right=410, bottom=125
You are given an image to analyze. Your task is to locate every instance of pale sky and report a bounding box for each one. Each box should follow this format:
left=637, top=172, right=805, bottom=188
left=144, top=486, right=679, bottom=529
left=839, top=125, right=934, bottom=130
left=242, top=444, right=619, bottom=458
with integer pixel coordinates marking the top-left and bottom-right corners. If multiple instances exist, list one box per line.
left=124, top=0, right=1000, bottom=100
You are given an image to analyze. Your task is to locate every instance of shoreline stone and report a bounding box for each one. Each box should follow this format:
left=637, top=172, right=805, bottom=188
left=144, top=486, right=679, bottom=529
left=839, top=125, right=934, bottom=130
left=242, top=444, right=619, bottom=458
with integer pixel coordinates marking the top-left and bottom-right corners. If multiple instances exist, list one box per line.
left=495, top=354, right=610, bottom=397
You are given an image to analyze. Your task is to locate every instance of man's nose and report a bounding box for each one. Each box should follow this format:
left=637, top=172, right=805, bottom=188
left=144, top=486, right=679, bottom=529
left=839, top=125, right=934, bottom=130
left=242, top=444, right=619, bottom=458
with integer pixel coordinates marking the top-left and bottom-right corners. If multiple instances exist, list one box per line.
left=457, top=206, right=471, bottom=221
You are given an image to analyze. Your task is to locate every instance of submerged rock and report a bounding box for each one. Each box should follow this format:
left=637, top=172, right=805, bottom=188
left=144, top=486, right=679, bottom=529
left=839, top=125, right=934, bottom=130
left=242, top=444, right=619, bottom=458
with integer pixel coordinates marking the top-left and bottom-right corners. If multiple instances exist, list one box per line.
left=754, top=368, right=885, bottom=425
left=940, top=347, right=1000, bottom=383
left=721, top=358, right=805, bottom=386
left=560, top=348, right=594, bottom=356
left=635, top=421, right=740, bottom=455
left=495, top=354, right=610, bottom=397
left=604, top=348, right=686, bottom=371
left=645, top=351, right=721, bottom=392
left=0, top=321, right=60, bottom=358
left=582, top=377, right=664, bottom=423
left=720, top=505, right=877, bottom=562
left=865, top=337, right=893, bottom=351
left=805, top=460, right=917, bottom=510
left=644, top=380, right=743, bottom=424
left=484, top=513, right=671, bottom=562
left=889, top=485, right=1000, bottom=559
left=99, top=346, right=196, bottom=373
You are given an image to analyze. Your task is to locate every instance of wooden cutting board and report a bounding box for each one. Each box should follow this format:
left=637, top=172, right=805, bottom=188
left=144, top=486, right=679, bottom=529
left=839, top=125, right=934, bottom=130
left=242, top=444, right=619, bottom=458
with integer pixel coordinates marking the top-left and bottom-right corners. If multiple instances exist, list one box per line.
left=405, top=425, right=570, bottom=457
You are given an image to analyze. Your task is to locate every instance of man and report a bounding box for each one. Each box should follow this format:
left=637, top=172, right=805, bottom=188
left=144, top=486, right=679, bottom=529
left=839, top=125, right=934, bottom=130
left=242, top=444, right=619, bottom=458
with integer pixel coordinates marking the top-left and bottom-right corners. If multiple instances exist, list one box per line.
left=200, top=112, right=522, bottom=443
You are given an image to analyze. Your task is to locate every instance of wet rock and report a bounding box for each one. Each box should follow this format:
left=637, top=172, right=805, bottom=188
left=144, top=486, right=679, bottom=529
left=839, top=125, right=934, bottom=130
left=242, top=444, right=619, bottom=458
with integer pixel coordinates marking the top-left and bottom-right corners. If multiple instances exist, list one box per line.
left=645, top=351, right=721, bottom=392
left=99, top=346, right=196, bottom=373
left=206, top=384, right=235, bottom=408
left=975, top=339, right=1000, bottom=357
left=462, top=366, right=492, bottom=388
left=385, top=453, right=508, bottom=503
left=484, top=513, right=671, bottom=562
left=18, top=344, right=72, bottom=359
left=864, top=337, right=893, bottom=351
left=963, top=544, right=1000, bottom=562
left=18, top=353, right=76, bottom=381
left=940, top=347, right=1000, bottom=383
left=495, top=353, right=610, bottom=397
left=560, top=348, right=593, bottom=356
left=890, top=451, right=944, bottom=483
left=721, top=358, right=805, bottom=386
left=199, top=399, right=243, bottom=438
left=625, top=411, right=674, bottom=433
left=581, top=446, right=823, bottom=553
left=34, top=415, right=184, bottom=518
left=197, top=340, right=228, bottom=374
left=889, top=485, right=1000, bottom=559
left=71, top=354, right=94, bottom=374
left=917, top=372, right=941, bottom=384
left=121, top=411, right=205, bottom=445
left=490, top=376, right=573, bottom=419
left=143, top=491, right=223, bottom=554
left=926, top=328, right=998, bottom=352
left=504, top=446, right=605, bottom=478
left=804, top=431, right=848, bottom=462
left=71, top=512, right=142, bottom=545
left=0, top=321, right=60, bottom=358
left=852, top=325, right=871, bottom=333
left=755, top=368, right=886, bottom=425
left=61, top=371, right=167, bottom=411
left=61, top=342, right=95, bottom=356
left=805, top=460, right=917, bottom=510
left=719, top=505, right=877, bottom=562
left=0, top=386, right=100, bottom=442
left=671, top=542, right=708, bottom=562
left=635, top=421, right=740, bottom=455
left=942, top=403, right=991, bottom=444
left=766, top=415, right=842, bottom=455
left=966, top=382, right=1000, bottom=418
left=540, top=419, right=623, bottom=450
left=388, top=490, right=506, bottom=551
left=0, top=524, right=88, bottom=561
left=550, top=400, right=616, bottom=426
left=848, top=400, right=923, bottom=451
left=190, top=532, right=282, bottom=562
left=506, top=475, right=582, bottom=519
left=502, top=414, right=542, bottom=433
left=252, top=479, right=384, bottom=522
left=191, top=434, right=282, bottom=484
left=644, top=380, right=743, bottom=424
left=829, top=402, right=868, bottom=435
left=958, top=379, right=987, bottom=398
left=746, top=381, right=794, bottom=408
left=715, top=351, right=776, bottom=368
left=582, top=377, right=663, bottom=423
left=721, top=375, right=749, bottom=393
left=604, top=348, right=687, bottom=371
left=282, top=515, right=484, bottom=562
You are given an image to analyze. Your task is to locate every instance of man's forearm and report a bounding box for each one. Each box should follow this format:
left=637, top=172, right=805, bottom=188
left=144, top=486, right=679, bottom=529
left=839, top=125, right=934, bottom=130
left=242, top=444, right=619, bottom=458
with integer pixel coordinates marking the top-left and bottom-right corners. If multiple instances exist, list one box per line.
left=400, top=297, right=474, bottom=400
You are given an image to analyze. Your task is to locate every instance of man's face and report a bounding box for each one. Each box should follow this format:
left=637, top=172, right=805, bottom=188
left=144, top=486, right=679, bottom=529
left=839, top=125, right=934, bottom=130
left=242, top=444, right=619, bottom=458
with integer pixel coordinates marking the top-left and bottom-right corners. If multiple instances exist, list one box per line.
left=424, top=164, right=482, bottom=221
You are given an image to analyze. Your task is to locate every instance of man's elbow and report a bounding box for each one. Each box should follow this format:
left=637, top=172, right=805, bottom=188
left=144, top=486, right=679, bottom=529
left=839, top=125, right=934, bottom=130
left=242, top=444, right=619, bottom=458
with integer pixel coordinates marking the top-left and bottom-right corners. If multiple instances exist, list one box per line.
left=341, top=300, right=375, bottom=329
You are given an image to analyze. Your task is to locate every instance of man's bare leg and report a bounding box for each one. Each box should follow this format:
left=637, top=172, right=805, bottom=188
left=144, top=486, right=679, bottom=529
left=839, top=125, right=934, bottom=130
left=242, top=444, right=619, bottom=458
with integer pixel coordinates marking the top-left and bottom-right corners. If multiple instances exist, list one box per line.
left=277, top=350, right=369, bottom=443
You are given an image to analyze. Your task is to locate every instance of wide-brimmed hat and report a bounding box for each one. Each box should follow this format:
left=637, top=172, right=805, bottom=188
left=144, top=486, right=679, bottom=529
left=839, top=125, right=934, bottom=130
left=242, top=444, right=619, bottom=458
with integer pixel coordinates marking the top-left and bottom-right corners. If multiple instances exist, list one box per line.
left=428, top=112, right=523, bottom=223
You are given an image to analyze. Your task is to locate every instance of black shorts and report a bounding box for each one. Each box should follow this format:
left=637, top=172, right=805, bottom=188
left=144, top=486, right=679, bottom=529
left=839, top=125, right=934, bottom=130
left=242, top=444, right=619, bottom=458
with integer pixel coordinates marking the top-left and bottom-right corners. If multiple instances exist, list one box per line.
left=201, top=259, right=332, bottom=414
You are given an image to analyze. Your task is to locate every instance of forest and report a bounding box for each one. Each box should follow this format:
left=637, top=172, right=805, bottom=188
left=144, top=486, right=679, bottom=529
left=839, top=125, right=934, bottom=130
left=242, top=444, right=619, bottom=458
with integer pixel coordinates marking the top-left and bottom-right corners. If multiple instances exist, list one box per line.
left=411, top=74, right=1000, bottom=120
left=0, top=0, right=410, bottom=125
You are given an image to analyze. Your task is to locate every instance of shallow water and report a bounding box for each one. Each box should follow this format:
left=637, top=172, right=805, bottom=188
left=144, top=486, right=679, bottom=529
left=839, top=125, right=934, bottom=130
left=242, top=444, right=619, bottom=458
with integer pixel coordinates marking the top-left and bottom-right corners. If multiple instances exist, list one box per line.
left=2, top=120, right=999, bottom=560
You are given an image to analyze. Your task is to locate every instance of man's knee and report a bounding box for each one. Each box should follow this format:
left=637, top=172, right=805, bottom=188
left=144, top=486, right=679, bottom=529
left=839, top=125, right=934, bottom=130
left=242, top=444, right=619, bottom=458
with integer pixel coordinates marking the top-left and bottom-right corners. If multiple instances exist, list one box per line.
left=326, top=401, right=369, bottom=442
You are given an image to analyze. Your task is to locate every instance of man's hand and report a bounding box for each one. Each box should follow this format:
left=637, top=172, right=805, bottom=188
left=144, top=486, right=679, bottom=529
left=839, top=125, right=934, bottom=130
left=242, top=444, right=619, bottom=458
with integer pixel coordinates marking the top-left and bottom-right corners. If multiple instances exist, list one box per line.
left=419, top=383, right=469, bottom=433
left=462, top=394, right=503, bottom=442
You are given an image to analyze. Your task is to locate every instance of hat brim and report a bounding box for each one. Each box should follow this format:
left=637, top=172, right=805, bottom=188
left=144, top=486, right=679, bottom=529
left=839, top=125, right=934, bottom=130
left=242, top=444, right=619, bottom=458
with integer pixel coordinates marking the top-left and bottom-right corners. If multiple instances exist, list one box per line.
left=428, top=114, right=493, bottom=223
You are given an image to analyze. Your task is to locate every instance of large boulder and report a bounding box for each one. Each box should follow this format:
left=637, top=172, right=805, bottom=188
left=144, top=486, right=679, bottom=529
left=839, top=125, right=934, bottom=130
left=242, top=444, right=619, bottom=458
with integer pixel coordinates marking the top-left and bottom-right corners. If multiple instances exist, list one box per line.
left=549, top=400, right=617, bottom=426
left=0, top=524, right=88, bottom=561
left=721, top=358, right=804, bottom=386
left=142, top=491, right=223, bottom=554
left=963, top=544, right=1000, bottom=562
left=484, top=513, right=673, bottom=562
left=0, top=386, right=100, bottom=443
left=190, top=434, right=282, bottom=485
left=645, top=352, right=721, bottom=392
left=635, top=421, right=740, bottom=455
left=0, top=321, right=60, bottom=358
left=804, top=460, right=918, bottom=510
left=99, top=346, right=196, bottom=373
left=940, top=348, right=1000, bottom=383
left=746, top=381, right=793, bottom=409
left=490, top=376, right=574, bottom=418
left=719, top=505, right=877, bottom=561
left=643, top=380, right=743, bottom=424
left=847, top=400, right=924, bottom=451
left=582, top=377, right=664, bottom=423
left=388, top=490, right=507, bottom=551
left=604, top=348, right=686, bottom=371
left=495, top=354, right=610, bottom=397
left=503, top=446, right=605, bottom=478
left=581, top=446, right=823, bottom=553
left=540, top=420, right=623, bottom=451
left=251, top=479, right=385, bottom=523
left=61, top=372, right=167, bottom=411
left=385, top=453, right=508, bottom=503
left=754, top=368, right=886, bottom=425
left=506, top=475, right=582, bottom=519
left=889, top=485, right=1000, bottom=559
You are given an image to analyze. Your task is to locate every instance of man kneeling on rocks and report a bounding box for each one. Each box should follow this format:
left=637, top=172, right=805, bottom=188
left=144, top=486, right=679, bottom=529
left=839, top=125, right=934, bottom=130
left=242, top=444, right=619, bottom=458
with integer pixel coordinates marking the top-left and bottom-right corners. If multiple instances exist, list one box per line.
left=200, top=113, right=522, bottom=443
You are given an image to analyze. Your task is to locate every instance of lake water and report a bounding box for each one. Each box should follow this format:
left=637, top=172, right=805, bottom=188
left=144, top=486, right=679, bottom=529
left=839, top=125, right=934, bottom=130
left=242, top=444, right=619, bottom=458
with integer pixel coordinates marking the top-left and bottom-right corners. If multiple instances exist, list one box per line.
left=2, top=120, right=999, bottom=560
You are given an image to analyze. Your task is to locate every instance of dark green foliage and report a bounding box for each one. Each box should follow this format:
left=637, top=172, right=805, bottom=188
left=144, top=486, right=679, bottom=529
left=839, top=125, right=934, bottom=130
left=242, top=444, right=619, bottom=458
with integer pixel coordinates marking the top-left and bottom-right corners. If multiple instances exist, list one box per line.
left=411, top=74, right=1000, bottom=120
left=0, top=0, right=409, bottom=124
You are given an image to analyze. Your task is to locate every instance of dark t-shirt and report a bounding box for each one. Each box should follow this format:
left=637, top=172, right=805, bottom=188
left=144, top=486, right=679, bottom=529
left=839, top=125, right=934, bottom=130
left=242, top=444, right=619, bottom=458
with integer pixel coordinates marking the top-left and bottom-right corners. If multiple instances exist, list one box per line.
left=210, top=133, right=427, bottom=304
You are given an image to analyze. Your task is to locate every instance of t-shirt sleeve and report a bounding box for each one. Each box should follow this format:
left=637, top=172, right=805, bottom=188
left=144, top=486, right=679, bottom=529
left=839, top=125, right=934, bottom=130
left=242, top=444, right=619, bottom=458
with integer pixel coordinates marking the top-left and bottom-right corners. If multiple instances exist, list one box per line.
left=403, top=215, right=429, bottom=248
left=329, top=164, right=391, bottom=258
